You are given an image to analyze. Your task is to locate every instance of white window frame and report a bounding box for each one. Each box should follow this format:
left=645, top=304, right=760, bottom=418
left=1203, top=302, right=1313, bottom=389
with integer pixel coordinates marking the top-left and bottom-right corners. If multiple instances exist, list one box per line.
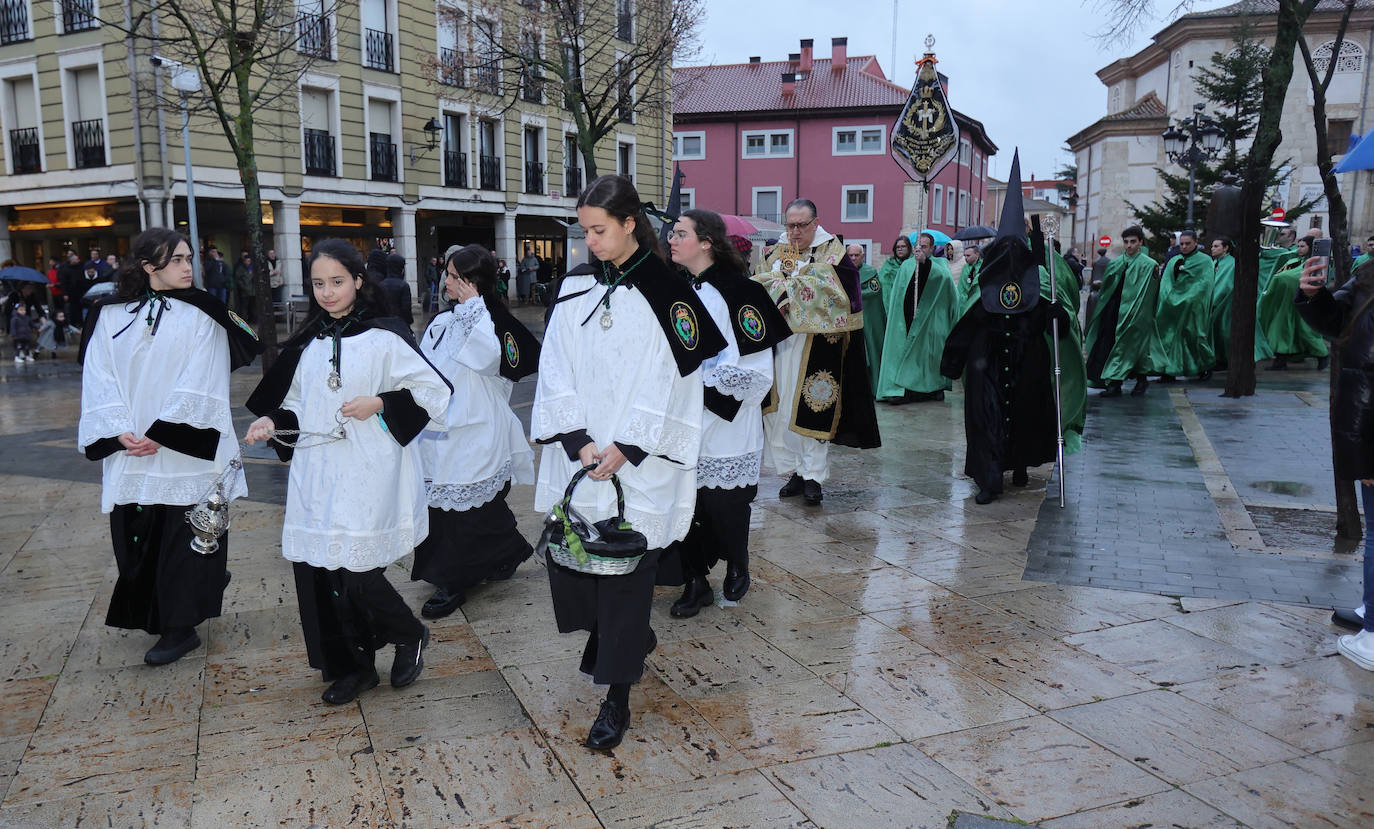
left=615, top=50, right=635, bottom=124
left=674, top=130, right=705, bottom=161
left=615, top=0, right=635, bottom=42
left=616, top=131, right=636, bottom=181
left=58, top=47, right=110, bottom=170
left=930, top=183, right=943, bottom=223
left=362, top=81, right=403, bottom=184
left=360, top=0, right=400, bottom=72
left=957, top=190, right=969, bottom=225
left=841, top=185, right=874, bottom=223
left=946, top=189, right=956, bottom=224
left=848, top=238, right=873, bottom=264
left=8, top=1, right=34, bottom=40
left=0, top=59, right=43, bottom=175
left=751, top=185, right=782, bottom=221
left=741, top=128, right=794, bottom=159
left=438, top=97, right=473, bottom=186
left=300, top=74, right=343, bottom=178
left=959, top=138, right=972, bottom=166
left=294, top=0, right=337, bottom=61
left=831, top=124, right=885, bottom=156
left=521, top=111, right=547, bottom=195
left=53, top=0, right=100, bottom=35
left=679, top=188, right=695, bottom=210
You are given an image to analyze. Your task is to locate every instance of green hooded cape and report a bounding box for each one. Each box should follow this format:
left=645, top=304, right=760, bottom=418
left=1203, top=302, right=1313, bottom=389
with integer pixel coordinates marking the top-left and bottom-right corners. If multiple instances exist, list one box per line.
left=1257, top=259, right=1329, bottom=359
left=1149, top=249, right=1215, bottom=376
left=1210, top=254, right=1235, bottom=365
left=875, top=255, right=958, bottom=398
left=859, top=262, right=886, bottom=391
left=1083, top=250, right=1159, bottom=384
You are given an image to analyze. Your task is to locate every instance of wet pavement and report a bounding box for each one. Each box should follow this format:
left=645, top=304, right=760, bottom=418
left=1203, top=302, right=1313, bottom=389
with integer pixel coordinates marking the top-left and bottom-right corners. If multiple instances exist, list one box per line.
left=1, top=325, right=1372, bottom=828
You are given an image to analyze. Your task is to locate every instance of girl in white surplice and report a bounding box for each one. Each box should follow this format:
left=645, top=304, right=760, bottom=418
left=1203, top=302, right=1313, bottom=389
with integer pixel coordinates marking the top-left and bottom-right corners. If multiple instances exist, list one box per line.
left=244, top=239, right=451, bottom=706
left=410, top=244, right=536, bottom=619
left=532, top=175, right=726, bottom=750
left=78, top=228, right=262, bottom=667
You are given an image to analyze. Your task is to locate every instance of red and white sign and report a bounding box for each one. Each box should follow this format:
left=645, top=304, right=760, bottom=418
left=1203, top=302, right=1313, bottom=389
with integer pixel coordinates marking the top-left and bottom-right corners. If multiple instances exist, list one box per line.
left=1269, top=207, right=1286, bottom=222
left=1098, top=235, right=1112, bottom=248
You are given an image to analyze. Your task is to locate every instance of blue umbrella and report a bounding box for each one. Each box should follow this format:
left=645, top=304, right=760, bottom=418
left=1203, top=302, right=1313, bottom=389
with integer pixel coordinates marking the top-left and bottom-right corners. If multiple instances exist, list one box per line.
left=0, top=265, right=47, bottom=284
left=909, top=228, right=952, bottom=246
left=1335, top=131, right=1374, bottom=172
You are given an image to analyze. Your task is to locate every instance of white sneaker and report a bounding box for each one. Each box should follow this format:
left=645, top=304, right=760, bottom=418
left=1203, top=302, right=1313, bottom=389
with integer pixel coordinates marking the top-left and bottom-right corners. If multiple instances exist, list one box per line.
left=24, top=354, right=34, bottom=362
left=13, top=356, right=22, bottom=363
left=1337, top=629, right=1374, bottom=671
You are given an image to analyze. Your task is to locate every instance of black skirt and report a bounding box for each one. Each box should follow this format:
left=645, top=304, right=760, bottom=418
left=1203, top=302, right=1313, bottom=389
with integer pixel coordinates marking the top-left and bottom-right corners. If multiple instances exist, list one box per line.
left=679, top=484, right=756, bottom=578
left=411, top=483, right=532, bottom=599
left=546, top=547, right=662, bottom=685
left=293, top=563, right=426, bottom=682
left=106, top=503, right=228, bottom=634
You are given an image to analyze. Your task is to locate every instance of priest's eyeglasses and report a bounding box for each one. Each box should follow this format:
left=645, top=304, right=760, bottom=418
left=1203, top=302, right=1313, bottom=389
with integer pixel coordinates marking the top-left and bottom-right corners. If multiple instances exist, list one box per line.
left=784, top=218, right=816, bottom=231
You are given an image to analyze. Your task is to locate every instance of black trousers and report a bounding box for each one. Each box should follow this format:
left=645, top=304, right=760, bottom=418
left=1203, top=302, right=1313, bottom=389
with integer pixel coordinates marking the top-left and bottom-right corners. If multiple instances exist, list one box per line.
left=293, top=563, right=426, bottom=682
left=547, top=547, right=661, bottom=685
left=680, top=485, right=756, bottom=579
left=411, top=484, right=532, bottom=602
left=106, top=503, right=228, bottom=634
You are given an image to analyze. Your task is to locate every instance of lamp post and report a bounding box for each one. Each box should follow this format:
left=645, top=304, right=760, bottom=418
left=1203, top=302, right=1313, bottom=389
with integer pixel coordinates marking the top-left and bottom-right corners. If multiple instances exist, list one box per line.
left=1162, top=102, right=1226, bottom=229
left=153, top=57, right=204, bottom=287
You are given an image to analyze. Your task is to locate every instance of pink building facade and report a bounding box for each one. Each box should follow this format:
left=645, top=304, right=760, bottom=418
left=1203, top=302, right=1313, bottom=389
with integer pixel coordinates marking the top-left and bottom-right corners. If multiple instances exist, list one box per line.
left=673, top=37, right=997, bottom=262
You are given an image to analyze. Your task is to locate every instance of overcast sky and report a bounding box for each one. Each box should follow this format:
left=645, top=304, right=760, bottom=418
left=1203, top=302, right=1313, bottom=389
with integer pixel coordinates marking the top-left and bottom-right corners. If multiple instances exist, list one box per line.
left=689, top=0, right=1235, bottom=181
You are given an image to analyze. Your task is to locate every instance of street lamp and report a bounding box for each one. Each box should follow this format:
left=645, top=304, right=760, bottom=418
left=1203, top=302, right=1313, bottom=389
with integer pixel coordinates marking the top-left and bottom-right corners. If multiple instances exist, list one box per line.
left=1162, top=102, right=1226, bottom=228
left=152, top=56, right=204, bottom=288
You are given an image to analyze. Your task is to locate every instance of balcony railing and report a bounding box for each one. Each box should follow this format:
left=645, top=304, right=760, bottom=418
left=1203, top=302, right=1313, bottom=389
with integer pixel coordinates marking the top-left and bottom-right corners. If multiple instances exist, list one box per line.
left=304, top=128, right=335, bottom=176
left=564, top=165, right=582, bottom=195
left=473, top=60, right=498, bottom=94
left=525, top=161, right=544, bottom=195
left=444, top=150, right=467, bottom=188
left=370, top=133, right=397, bottom=182
left=479, top=154, right=501, bottom=190
left=364, top=28, right=394, bottom=72
left=8, top=127, right=39, bottom=174
left=72, top=119, right=105, bottom=168
left=0, top=0, right=30, bottom=44
left=521, top=69, right=543, bottom=103
left=61, top=0, right=97, bottom=33
left=438, top=48, right=466, bottom=87
left=297, top=13, right=330, bottom=59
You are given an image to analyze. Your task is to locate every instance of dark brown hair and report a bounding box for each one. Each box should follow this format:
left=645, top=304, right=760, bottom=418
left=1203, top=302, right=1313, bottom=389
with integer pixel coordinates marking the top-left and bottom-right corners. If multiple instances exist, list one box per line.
left=115, top=227, right=188, bottom=299
left=576, top=174, right=666, bottom=261
left=679, top=209, right=748, bottom=275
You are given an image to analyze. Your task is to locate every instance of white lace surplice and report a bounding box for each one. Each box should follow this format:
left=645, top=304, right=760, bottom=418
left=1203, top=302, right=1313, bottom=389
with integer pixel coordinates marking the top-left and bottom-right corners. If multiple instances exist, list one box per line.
left=694, top=283, right=772, bottom=489
left=531, top=274, right=703, bottom=549
left=418, top=301, right=534, bottom=512
left=77, top=298, right=245, bottom=513
left=280, top=328, right=450, bottom=571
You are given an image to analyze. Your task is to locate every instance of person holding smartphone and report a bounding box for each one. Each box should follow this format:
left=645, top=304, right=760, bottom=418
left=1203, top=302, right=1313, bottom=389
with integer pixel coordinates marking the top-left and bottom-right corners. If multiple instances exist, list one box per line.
left=1259, top=236, right=1330, bottom=370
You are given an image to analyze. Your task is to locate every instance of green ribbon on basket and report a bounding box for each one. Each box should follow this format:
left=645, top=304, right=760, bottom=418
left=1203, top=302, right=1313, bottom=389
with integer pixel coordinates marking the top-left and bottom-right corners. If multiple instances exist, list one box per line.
left=552, top=502, right=589, bottom=565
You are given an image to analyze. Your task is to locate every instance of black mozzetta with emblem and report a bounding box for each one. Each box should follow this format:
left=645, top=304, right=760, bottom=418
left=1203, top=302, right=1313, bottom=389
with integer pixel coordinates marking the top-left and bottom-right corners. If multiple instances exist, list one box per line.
left=559, top=247, right=727, bottom=376
left=80, top=288, right=264, bottom=371
left=689, top=263, right=791, bottom=356
left=977, top=151, right=1042, bottom=317
left=484, top=296, right=542, bottom=381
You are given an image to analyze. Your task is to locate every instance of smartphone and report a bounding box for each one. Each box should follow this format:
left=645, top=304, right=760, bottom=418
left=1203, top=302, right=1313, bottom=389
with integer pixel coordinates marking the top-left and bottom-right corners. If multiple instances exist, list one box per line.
left=1313, top=238, right=1333, bottom=285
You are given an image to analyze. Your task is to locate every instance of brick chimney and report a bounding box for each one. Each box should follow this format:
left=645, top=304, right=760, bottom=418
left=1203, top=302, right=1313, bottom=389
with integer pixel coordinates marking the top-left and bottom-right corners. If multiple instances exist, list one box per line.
left=781, top=72, right=796, bottom=96
left=831, top=37, right=847, bottom=68
left=799, top=39, right=814, bottom=72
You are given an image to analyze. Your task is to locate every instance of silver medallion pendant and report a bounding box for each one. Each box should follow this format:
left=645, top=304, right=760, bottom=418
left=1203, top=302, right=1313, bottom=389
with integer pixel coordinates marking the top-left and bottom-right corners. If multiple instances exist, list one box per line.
left=327, top=371, right=342, bottom=391
left=599, top=308, right=613, bottom=330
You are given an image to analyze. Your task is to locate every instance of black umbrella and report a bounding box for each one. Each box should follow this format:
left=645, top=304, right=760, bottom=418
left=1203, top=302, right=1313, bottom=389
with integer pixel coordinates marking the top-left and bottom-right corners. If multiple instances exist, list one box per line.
left=952, top=225, right=996, bottom=242
left=0, top=266, right=48, bottom=284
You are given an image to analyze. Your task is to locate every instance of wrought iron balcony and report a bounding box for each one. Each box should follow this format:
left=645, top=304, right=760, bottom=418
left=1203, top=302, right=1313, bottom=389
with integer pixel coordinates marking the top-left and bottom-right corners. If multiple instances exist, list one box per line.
left=364, top=28, right=394, bottom=72
left=72, top=119, right=105, bottom=168
left=479, top=154, right=501, bottom=190
left=61, top=0, right=98, bottom=33
left=473, top=60, right=499, bottom=94
left=370, top=133, right=397, bottom=182
left=525, top=161, right=544, bottom=195
left=521, top=69, right=543, bottom=104
left=438, top=48, right=466, bottom=87
left=0, top=0, right=30, bottom=44
left=444, top=150, right=468, bottom=188
left=297, top=13, right=331, bottom=59
left=8, top=127, right=39, bottom=174
left=564, top=165, right=582, bottom=195
left=303, top=128, right=335, bottom=176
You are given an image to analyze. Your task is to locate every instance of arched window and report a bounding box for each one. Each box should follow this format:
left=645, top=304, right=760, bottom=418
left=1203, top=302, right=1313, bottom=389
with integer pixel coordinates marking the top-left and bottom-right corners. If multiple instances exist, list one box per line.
left=1312, top=39, right=1364, bottom=74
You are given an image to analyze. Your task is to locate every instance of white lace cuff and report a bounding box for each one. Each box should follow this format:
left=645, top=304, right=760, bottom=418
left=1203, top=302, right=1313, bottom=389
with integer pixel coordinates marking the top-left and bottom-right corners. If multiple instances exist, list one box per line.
left=618, top=408, right=699, bottom=465
left=159, top=390, right=230, bottom=431
left=78, top=405, right=136, bottom=448
left=427, top=460, right=512, bottom=511
left=697, top=451, right=762, bottom=489
left=531, top=393, right=587, bottom=442
left=705, top=364, right=772, bottom=403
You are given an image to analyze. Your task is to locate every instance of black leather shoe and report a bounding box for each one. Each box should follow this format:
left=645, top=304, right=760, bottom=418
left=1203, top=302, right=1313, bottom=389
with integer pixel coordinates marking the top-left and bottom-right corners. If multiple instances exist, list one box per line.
left=1100, top=382, right=1123, bottom=398
left=1130, top=376, right=1149, bottom=396
left=779, top=474, right=804, bottom=498
left=390, top=626, right=429, bottom=688
left=974, top=489, right=996, bottom=505
left=723, top=563, right=750, bottom=602
left=645, top=627, right=657, bottom=657
left=1012, top=468, right=1029, bottom=487
left=670, top=576, right=714, bottom=618
left=803, top=479, right=823, bottom=505
left=585, top=699, right=630, bottom=750
left=1270, top=357, right=1288, bottom=370
left=321, top=669, right=380, bottom=705
left=1317, top=356, right=1330, bottom=370
left=1198, top=370, right=1213, bottom=381
left=421, top=587, right=464, bottom=619
left=144, top=628, right=200, bottom=666
left=1333, top=606, right=1365, bottom=632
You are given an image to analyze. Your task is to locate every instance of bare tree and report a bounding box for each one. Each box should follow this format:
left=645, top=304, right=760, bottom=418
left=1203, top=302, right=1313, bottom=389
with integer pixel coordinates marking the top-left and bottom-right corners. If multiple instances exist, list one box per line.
left=121, top=0, right=341, bottom=367
left=1089, top=0, right=1198, bottom=43
left=435, top=0, right=704, bottom=180
left=1296, top=0, right=1361, bottom=538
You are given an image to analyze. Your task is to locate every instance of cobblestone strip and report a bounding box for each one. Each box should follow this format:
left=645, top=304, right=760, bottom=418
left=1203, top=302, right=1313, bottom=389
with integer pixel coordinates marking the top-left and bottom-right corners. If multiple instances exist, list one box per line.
left=1171, top=388, right=1267, bottom=553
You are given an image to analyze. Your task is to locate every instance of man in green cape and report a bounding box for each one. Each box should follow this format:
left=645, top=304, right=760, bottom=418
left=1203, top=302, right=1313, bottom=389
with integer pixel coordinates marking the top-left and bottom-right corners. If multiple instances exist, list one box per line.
left=851, top=244, right=887, bottom=393
left=958, top=244, right=983, bottom=311
left=1150, top=229, right=1215, bottom=380
left=1084, top=226, right=1159, bottom=397
left=1257, top=234, right=1329, bottom=369
left=1354, top=234, right=1374, bottom=270
left=875, top=232, right=959, bottom=402
left=1209, top=237, right=1236, bottom=368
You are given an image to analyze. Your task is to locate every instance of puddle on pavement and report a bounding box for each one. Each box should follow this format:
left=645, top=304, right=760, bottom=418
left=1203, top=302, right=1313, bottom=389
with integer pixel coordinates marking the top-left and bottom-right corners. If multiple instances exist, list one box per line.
left=1252, top=480, right=1315, bottom=498
left=1249, top=505, right=1361, bottom=555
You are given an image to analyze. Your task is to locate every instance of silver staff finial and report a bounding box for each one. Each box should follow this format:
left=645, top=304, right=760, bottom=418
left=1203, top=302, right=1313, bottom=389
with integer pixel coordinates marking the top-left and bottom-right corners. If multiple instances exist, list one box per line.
left=924, top=34, right=936, bottom=51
